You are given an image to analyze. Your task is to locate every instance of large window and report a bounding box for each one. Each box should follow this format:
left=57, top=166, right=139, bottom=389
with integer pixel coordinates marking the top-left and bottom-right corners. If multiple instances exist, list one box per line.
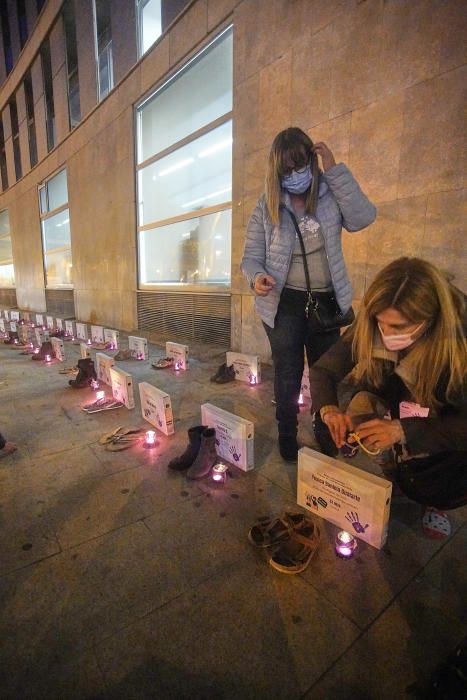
left=0, top=121, right=8, bottom=191
left=63, top=0, right=81, bottom=128
left=136, top=26, right=233, bottom=288
left=93, top=0, right=113, bottom=101
left=24, top=71, right=38, bottom=167
left=9, top=97, right=22, bottom=181
left=39, top=169, right=73, bottom=288
left=0, top=210, right=15, bottom=287
left=40, top=39, right=55, bottom=152
left=137, top=0, right=162, bottom=57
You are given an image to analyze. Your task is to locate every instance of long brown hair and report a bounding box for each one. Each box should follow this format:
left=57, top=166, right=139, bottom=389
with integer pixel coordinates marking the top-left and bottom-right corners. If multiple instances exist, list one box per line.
left=352, top=257, right=466, bottom=406
left=265, top=127, right=319, bottom=225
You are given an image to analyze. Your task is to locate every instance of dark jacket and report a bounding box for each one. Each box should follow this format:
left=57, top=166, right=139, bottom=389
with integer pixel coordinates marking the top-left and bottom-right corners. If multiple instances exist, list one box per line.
left=309, top=326, right=467, bottom=457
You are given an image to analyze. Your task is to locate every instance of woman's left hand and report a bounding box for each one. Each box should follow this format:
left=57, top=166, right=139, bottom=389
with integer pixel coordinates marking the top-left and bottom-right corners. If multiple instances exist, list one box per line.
left=312, top=142, right=336, bottom=171
left=356, top=419, right=404, bottom=451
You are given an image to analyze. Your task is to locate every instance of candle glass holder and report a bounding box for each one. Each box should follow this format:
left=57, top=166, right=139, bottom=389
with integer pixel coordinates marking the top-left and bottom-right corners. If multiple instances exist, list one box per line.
left=335, top=530, right=357, bottom=559
left=211, top=462, right=228, bottom=484
left=144, top=430, right=158, bottom=449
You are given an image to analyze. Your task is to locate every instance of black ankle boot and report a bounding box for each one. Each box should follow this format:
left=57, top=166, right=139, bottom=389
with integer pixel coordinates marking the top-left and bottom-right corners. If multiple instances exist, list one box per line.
left=168, top=425, right=207, bottom=471
left=69, top=358, right=97, bottom=388
left=312, top=412, right=338, bottom=458
left=278, top=434, right=298, bottom=462
left=186, top=428, right=218, bottom=479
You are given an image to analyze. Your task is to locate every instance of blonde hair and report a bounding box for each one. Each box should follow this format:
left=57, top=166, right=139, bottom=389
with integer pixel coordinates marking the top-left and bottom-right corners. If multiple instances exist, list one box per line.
left=265, top=127, right=319, bottom=225
left=352, top=257, right=466, bottom=407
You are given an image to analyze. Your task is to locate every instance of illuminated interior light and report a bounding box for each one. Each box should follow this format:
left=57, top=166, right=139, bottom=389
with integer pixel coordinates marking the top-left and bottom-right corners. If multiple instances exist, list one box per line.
left=198, top=138, right=233, bottom=158
left=158, top=157, right=194, bottom=177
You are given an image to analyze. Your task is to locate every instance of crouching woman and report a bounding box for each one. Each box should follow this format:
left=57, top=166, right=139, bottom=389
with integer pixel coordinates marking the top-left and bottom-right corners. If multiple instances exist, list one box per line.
left=309, top=257, right=467, bottom=538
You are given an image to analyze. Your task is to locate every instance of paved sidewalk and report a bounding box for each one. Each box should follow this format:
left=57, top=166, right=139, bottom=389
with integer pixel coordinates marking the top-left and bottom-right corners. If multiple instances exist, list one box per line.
left=0, top=335, right=465, bottom=699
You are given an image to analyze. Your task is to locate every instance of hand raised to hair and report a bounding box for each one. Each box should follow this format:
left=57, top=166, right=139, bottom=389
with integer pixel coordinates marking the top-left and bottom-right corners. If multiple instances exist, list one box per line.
left=312, top=142, right=336, bottom=172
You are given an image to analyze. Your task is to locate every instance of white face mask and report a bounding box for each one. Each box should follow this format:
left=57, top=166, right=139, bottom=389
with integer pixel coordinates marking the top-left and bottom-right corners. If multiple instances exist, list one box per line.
left=378, top=322, right=425, bottom=351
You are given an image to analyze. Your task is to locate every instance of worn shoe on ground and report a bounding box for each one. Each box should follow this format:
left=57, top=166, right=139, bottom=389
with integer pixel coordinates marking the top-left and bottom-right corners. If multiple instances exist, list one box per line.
left=168, top=425, right=207, bottom=471
left=278, top=435, right=298, bottom=462
left=210, top=362, right=235, bottom=384
left=186, top=428, right=217, bottom=479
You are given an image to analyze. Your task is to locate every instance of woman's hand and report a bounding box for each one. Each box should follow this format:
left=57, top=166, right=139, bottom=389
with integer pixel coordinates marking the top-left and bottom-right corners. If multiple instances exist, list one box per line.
left=254, top=274, right=276, bottom=296
left=356, top=419, right=403, bottom=451
left=323, top=410, right=354, bottom=448
left=313, top=142, right=336, bottom=172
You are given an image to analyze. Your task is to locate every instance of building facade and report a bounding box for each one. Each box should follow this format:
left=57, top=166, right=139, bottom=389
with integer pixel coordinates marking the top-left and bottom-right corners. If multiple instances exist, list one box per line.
left=0, top=0, right=465, bottom=358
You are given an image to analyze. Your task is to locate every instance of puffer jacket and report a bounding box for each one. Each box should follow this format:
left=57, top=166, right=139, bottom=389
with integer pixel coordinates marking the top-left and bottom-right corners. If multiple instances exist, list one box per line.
left=241, top=163, right=377, bottom=328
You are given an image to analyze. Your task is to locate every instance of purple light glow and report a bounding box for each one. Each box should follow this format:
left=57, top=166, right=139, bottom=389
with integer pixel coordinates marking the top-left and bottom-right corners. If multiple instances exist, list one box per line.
left=145, top=430, right=157, bottom=447
left=298, top=393, right=304, bottom=406
left=249, top=375, right=257, bottom=385
left=335, top=530, right=357, bottom=559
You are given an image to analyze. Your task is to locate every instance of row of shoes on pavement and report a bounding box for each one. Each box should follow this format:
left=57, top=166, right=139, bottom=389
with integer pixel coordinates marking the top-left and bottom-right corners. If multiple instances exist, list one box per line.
left=210, top=362, right=235, bottom=384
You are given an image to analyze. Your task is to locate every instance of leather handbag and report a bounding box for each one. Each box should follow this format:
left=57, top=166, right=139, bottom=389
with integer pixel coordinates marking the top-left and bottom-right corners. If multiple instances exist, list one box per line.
left=283, top=206, right=355, bottom=331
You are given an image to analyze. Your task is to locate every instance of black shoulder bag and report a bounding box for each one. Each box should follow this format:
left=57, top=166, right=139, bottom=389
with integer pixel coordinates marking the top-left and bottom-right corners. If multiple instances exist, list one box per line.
left=284, top=206, right=355, bottom=332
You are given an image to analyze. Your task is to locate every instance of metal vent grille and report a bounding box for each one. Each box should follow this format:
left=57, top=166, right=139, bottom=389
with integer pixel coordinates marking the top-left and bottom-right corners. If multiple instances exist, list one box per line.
left=137, top=291, right=231, bottom=346
left=0, top=288, right=17, bottom=308
left=45, top=289, right=75, bottom=317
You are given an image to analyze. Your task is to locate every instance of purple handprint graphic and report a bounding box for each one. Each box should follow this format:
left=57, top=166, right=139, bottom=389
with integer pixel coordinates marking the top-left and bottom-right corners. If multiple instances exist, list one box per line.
left=345, top=511, right=369, bottom=534
left=229, top=444, right=241, bottom=462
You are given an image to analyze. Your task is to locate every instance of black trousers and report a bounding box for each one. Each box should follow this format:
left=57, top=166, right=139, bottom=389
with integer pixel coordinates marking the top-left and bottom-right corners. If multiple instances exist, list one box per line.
left=264, top=288, right=340, bottom=436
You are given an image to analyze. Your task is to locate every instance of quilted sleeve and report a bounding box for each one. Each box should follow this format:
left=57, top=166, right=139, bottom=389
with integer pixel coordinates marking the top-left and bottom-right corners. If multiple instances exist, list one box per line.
left=324, top=163, right=377, bottom=232
left=240, top=198, right=268, bottom=287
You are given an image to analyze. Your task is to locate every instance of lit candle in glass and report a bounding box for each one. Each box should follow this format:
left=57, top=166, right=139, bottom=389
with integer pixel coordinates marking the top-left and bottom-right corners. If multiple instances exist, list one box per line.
left=144, top=430, right=157, bottom=448
left=335, top=530, right=357, bottom=559
left=87, top=338, right=92, bottom=345
left=212, top=462, right=228, bottom=484
left=298, top=392, right=304, bottom=406
left=45, top=354, right=51, bottom=362
left=249, top=374, right=257, bottom=385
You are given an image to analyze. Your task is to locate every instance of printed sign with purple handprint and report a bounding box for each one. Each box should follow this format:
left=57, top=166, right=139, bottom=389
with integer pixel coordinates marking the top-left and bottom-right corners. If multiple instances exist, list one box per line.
left=345, top=511, right=369, bottom=534
left=229, top=444, right=241, bottom=462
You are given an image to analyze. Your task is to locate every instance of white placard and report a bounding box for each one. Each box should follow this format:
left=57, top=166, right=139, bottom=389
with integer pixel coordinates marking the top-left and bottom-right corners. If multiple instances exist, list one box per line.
left=65, top=320, right=75, bottom=337
left=10, top=321, right=17, bottom=332
left=96, top=352, right=115, bottom=387
left=110, top=366, right=135, bottom=409
left=76, top=322, right=88, bottom=341
left=139, top=382, right=174, bottom=436
left=4, top=310, right=9, bottom=321
left=19, top=325, right=29, bottom=343
left=10, top=310, right=20, bottom=322
left=0, top=319, right=5, bottom=333
left=300, top=364, right=311, bottom=401
left=55, top=318, right=63, bottom=330
left=80, top=342, right=91, bottom=359
left=104, top=328, right=119, bottom=349
left=91, top=325, right=105, bottom=344
left=51, top=337, right=65, bottom=362
left=35, top=313, right=43, bottom=326
left=226, top=351, right=261, bottom=384
left=297, top=447, right=392, bottom=550
left=46, top=316, right=54, bottom=330
left=128, top=336, right=148, bottom=360
left=35, top=328, right=50, bottom=345
left=166, top=341, right=189, bottom=370
left=201, top=403, right=254, bottom=472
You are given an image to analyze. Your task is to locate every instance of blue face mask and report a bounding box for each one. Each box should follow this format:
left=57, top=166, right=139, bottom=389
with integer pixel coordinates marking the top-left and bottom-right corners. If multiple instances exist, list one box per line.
left=281, top=166, right=312, bottom=194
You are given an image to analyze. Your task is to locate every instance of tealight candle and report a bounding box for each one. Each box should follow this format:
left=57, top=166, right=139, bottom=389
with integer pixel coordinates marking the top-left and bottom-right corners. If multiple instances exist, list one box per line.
left=335, top=530, right=357, bottom=559
left=33, top=347, right=40, bottom=354
left=249, top=374, right=257, bottom=385
left=87, top=339, right=92, bottom=345
left=298, top=392, right=304, bottom=406
left=212, top=462, right=228, bottom=484
left=45, top=354, right=51, bottom=362
left=144, top=430, right=157, bottom=448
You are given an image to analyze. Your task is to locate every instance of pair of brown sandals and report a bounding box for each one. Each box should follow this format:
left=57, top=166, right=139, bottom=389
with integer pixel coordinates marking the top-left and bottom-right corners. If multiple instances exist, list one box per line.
left=99, top=426, right=144, bottom=451
left=248, top=511, right=320, bottom=574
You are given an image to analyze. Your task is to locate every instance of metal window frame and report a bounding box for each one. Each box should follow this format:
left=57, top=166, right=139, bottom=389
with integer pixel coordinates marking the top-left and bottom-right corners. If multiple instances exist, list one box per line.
left=38, top=168, right=74, bottom=289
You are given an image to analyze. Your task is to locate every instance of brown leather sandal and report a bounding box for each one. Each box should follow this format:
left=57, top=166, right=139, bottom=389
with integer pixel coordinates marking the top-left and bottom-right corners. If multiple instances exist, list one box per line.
left=269, top=519, right=320, bottom=574
left=248, top=511, right=308, bottom=548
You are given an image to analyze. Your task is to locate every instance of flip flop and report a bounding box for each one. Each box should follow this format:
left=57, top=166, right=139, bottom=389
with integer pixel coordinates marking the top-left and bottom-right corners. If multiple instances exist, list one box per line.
left=269, top=519, right=320, bottom=574
left=106, top=435, right=143, bottom=451
left=248, top=511, right=308, bottom=548
left=152, top=357, right=174, bottom=369
left=85, top=400, right=124, bottom=413
left=99, top=426, right=143, bottom=444
left=422, top=507, right=451, bottom=540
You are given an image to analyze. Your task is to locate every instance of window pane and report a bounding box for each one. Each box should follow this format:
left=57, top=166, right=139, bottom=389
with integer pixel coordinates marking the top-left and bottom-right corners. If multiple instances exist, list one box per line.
left=138, top=120, right=232, bottom=225
left=139, top=209, right=231, bottom=285
left=140, top=0, right=162, bottom=55
left=0, top=264, right=15, bottom=286
left=44, top=249, right=73, bottom=287
left=39, top=186, right=47, bottom=214
left=0, top=235, right=13, bottom=263
left=138, top=28, right=232, bottom=162
left=47, top=170, right=68, bottom=211
left=42, top=209, right=71, bottom=252
left=0, top=209, right=10, bottom=235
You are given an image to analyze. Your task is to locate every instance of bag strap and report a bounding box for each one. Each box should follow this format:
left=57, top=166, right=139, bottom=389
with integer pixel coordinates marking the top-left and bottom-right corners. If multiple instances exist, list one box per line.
left=280, top=204, right=317, bottom=318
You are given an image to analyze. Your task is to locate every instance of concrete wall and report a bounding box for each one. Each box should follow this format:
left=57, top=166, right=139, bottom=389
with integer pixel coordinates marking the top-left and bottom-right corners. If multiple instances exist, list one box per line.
left=0, top=0, right=465, bottom=349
